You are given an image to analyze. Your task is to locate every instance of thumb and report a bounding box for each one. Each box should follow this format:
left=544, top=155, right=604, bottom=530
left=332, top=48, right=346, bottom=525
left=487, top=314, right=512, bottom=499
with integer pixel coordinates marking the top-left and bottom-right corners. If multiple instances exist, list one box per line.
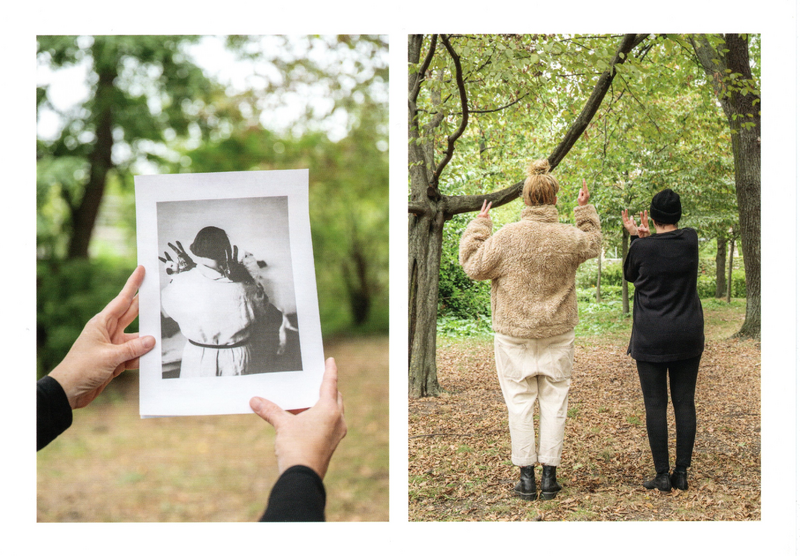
left=250, top=397, right=288, bottom=428
left=112, top=335, right=156, bottom=365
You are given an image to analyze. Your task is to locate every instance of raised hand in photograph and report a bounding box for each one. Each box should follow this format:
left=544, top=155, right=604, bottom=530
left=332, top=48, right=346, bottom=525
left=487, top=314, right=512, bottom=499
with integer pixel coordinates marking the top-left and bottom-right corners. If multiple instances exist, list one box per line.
left=158, top=241, right=196, bottom=275
left=224, top=244, right=261, bottom=284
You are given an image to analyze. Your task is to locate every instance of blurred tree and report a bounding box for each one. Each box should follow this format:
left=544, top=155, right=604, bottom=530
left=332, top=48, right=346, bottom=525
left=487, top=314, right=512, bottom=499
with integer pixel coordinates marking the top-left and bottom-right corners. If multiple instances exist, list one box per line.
left=37, top=35, right=236, bottom=259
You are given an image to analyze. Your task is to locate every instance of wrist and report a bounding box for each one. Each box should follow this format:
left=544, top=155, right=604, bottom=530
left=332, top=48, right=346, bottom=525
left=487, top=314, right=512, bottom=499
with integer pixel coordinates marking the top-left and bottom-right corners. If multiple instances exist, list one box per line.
left=48, top=364, right=80, bottom=409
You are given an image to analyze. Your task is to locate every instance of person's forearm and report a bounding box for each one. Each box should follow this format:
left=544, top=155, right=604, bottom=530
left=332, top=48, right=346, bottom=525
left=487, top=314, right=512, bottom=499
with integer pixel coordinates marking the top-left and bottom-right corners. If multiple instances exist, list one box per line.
left=37, top=376, right=73, bottom=450
left=259, top=465, right=326, bottom=522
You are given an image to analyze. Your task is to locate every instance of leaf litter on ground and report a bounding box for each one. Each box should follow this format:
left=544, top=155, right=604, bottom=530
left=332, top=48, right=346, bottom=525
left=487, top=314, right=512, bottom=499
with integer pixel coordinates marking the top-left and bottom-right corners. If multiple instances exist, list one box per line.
left=409, top=332, right=760, bottom=522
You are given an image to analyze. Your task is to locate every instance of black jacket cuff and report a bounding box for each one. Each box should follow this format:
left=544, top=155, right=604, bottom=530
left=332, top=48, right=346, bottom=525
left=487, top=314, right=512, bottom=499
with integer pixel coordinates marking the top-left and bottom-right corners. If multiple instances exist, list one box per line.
left=37, top=376, right=73, bottom=451
left=259, top=465, right=326, bottom=522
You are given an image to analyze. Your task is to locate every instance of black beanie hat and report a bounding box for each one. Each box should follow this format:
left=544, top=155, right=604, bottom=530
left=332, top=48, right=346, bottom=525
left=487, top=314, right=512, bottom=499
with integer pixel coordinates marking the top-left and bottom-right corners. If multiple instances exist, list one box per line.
left=649, top=189, right=682, bottom=224
left=190, top=226, right=231, bottom=261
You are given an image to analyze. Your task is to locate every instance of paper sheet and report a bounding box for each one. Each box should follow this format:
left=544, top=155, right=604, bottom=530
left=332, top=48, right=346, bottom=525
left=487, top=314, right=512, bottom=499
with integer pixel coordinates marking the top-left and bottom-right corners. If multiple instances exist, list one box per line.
left=134, top=169, right=324, bottom=417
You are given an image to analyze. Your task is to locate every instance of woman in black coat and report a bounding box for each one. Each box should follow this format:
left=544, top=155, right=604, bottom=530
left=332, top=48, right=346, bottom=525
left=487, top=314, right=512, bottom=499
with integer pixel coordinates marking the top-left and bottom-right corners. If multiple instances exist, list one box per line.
left=622, top=189, right=704, bottom=492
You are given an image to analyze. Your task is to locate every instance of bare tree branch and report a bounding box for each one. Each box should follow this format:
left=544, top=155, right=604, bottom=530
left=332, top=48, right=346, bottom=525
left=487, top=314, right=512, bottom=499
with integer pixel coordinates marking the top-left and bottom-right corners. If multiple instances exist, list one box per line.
left=432, top=35, right=470, bottom=188
left=469, top=93, right=529, bottom=114
left=409, top=34, right=438, bottom=107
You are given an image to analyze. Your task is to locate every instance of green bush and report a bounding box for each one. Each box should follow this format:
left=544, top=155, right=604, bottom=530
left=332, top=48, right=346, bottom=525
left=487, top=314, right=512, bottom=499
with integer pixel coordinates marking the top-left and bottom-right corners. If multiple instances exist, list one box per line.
left=697, top=269, right=746, bottom=298
left=37, top=258, right=137, bottom=378
left=576, top=259, right=626, bottom=289
left=577, top=285, right=634, bottom=304
left=438, top=213, right=492, bottom=320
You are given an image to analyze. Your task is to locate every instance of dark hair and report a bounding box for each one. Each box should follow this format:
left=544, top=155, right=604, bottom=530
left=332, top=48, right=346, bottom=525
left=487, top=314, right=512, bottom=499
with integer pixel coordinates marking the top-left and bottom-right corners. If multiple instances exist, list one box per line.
left=190, top=226, right=231, bottom=262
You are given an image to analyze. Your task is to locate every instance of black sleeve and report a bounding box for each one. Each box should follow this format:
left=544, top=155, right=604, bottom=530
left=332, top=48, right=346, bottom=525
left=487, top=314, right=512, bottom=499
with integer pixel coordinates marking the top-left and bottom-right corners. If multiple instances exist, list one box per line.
left=259, top=465, right=326, bottom=522
left=623, top=239, right=639, bottom=284
left=37, top=376, right=73, bottom=451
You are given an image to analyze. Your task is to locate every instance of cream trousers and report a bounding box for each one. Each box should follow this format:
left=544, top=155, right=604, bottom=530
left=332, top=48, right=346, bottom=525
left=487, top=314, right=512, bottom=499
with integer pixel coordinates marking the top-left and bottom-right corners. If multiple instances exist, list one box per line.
left=494, top=329, right=574, bottom=467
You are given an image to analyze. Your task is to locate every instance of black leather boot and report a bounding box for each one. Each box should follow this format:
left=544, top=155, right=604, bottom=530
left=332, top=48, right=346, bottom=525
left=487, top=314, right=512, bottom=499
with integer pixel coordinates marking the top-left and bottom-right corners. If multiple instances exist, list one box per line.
left=643, top=472, right=672, bottom=492
left=670, top=468, right=689, bottom=490
left=514, top=465, right=537, bottom=500
left=540, top=465, right=562, bottom=500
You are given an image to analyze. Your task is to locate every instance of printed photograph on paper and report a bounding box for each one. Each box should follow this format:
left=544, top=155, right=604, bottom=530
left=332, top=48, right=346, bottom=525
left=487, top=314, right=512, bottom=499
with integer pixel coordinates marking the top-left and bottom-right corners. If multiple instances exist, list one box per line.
left=135, top=169, right=324, bottom=417
left=156, top=196, right=302, bottom=379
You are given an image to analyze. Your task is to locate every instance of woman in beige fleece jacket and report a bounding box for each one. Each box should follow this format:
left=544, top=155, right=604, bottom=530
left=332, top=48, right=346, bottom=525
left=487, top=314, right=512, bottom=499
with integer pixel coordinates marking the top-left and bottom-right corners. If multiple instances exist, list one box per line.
left=459, top=159, right=602, bottom=501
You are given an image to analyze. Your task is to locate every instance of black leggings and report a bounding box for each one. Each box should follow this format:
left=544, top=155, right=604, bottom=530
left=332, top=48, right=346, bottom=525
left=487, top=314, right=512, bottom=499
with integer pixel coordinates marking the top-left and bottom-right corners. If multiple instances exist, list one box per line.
left=636, top=355, right=701, bottom=474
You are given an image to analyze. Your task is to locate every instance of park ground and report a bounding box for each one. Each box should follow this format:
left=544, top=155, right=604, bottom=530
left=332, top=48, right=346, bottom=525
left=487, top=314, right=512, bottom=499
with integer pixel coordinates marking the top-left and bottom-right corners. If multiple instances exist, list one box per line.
left=409, top=299, right=760, bottom=521
left=37, top=336, right=388, bottom=522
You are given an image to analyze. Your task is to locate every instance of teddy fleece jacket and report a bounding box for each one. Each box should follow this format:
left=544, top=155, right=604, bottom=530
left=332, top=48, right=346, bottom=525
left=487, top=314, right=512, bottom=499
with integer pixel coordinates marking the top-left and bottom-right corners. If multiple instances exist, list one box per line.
left=459, top=204, right=602, bottom=339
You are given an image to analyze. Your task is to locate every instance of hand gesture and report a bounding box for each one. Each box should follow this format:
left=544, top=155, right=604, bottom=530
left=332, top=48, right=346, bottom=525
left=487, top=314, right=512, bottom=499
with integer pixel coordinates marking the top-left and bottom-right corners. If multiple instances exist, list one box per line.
left=224, top=244, right=257, bottom=283
left=250, top=358, right=347, bottom=479
left=577, top=178, right=590, bottom=206
left=621, top=209, right=640, bottom=236
left=478, top=199, right=492, bottom=219
left=48, top=266, right=156, bottom=409
left=636, top=210, right=651, bottom=238
left=159, top=241, right=196, bottom=275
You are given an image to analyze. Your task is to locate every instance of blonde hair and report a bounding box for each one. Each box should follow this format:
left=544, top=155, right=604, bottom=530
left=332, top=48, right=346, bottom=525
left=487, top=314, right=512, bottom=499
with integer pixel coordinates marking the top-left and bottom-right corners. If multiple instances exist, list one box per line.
left=522, top=159, right=559, bottom=206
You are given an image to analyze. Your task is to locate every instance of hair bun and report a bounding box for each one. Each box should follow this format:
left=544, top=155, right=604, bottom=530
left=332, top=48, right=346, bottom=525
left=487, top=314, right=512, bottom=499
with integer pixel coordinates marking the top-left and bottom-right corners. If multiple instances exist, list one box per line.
left=527, top=159, right=550, bottom=177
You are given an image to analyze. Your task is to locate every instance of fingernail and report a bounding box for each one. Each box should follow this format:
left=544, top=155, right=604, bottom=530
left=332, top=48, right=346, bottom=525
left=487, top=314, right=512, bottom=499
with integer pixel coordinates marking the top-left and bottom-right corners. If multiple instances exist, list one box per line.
left=250, top=398, right=263, bottom=412
left=142, top=336, right=156, bottom=349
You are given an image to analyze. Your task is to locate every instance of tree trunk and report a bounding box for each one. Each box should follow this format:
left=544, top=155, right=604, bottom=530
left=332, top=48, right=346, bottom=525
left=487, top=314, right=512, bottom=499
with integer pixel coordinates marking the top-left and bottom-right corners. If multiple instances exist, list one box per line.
left=621, top=227, right=630, bottom=314
left=726, top=233, right=735, bottom=303
left=595, top=252, right=602, bottom=303
left=408, top=209, right=446, bottom=397
left=342, top=233, right=372, bottom=326
left=691, top=34, right=760, bottom=338
left=67, top=55, right=117, bottom=259
left=715, top=236, right=727, bottom=298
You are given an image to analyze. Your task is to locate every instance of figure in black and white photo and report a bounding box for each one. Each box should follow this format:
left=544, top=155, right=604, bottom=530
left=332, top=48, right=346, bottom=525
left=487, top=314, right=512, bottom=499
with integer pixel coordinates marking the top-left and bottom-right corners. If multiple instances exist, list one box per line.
left=159, top=225, right=299, bottom=378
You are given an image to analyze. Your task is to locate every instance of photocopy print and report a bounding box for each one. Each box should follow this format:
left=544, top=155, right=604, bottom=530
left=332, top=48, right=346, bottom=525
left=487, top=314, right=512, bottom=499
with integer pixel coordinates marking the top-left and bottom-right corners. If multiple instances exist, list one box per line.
left=156, top=196, right=302, bottom=379
left=135, top=170, right=324, bottom=417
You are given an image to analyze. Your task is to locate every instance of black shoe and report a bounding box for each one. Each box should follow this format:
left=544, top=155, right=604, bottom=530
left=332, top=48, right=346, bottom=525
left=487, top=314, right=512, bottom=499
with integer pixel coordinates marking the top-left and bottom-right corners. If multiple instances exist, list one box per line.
left=643, top=472, right=672, bottom=492
left=670, top=469, right=689, bottom=491
left=514, top=465, right=537, bottom=501
left=540, top=465, right=562, bottom=500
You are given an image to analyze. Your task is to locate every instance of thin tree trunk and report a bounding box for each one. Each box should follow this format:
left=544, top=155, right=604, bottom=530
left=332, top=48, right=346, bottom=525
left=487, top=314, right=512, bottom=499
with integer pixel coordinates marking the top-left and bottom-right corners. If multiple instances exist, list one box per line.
left=715, top=236, right=727, bottom=298
left=726, top=234, right=735, bottom=303
left=595, top=252, right=602, bottom=303
left=621, top=227, right=630, bottom=314
left=342, top=232, right=372, bottom=326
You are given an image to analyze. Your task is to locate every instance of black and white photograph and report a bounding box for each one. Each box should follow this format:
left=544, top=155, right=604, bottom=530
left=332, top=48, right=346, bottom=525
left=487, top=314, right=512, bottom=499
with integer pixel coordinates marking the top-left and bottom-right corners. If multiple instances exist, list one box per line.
left=135, top=169, right=325, bottom=417
left=156, top=195, right=302, bottom=379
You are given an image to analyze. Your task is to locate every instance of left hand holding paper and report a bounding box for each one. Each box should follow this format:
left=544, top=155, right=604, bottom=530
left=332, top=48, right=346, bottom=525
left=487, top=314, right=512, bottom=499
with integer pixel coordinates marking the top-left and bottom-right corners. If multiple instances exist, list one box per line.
left=49, top=266, right=157, bottom=409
